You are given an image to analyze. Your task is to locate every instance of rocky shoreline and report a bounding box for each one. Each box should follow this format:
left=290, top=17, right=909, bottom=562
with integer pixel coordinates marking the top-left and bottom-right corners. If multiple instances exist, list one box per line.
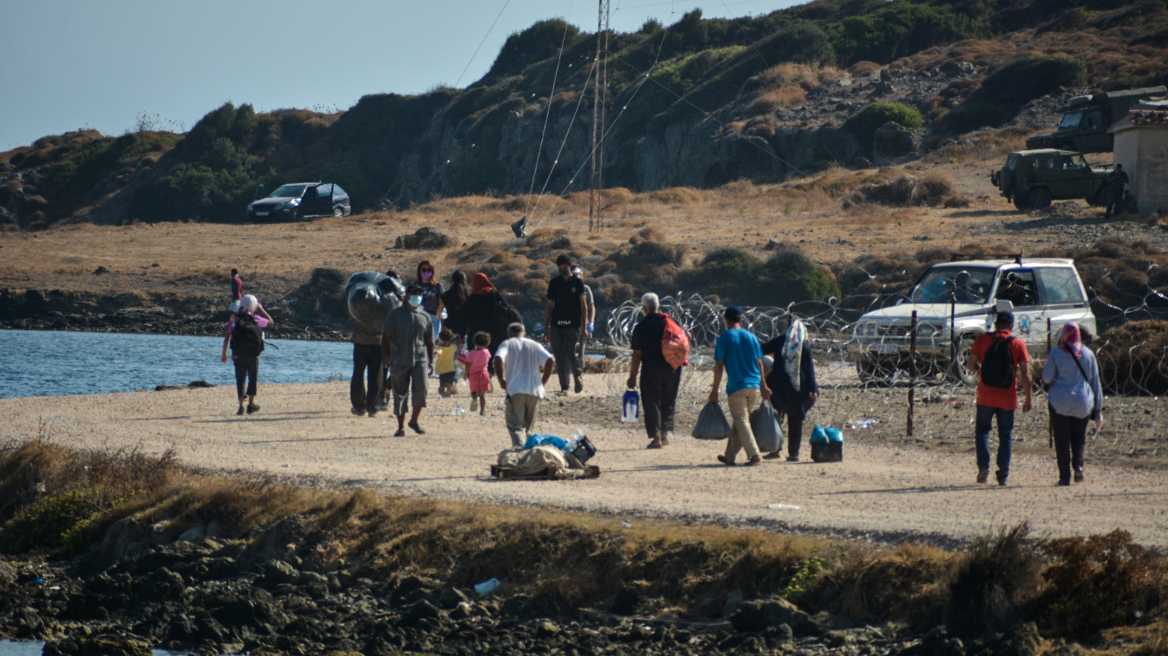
left=0, top=519, right=1056, bottom=656
left=0, top=288, right=348, bottom=342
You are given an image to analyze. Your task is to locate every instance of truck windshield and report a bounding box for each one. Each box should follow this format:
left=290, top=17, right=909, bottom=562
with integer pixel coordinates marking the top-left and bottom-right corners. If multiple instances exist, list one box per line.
left=1059, top=112, right=1083, bottom=129
left=270, top=184, right=309, bottom=198
left=911, top=267, right=996, bottom=304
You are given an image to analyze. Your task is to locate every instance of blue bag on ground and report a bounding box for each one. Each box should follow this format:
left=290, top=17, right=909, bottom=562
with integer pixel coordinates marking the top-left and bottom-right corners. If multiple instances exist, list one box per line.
left=692, top=402, right=733, bottom=440
left=750, top=403, right=785, bottom=453
left=622, top=390, right=640, bottom=422
left=810, top=425, right=844, bottom=462
left=524, top=434, right=571, bottom=451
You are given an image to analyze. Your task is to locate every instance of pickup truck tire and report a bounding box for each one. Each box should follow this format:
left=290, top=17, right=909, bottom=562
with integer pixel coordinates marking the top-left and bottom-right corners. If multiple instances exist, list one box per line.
left=948, top=336, right=979, bottom=386
left=1027, top=187, right=1053, bottom=210
left=1013, top=195, right=1029, bottom=210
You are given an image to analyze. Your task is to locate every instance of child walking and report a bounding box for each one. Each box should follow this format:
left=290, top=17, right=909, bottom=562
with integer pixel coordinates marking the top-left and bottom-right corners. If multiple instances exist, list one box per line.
left=458, top=331, right=492, bottom=415
left=435, top=328, right=458, bottom=397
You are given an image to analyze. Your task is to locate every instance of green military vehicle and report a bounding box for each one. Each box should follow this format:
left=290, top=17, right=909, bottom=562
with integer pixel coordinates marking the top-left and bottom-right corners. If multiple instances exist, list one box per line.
left=990, top=149, right=1118, bottom=210
left=1026, top=86, right=1166, bottom=153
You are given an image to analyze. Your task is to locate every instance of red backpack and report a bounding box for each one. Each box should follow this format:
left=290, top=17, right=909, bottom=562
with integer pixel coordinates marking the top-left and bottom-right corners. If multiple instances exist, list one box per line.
left=661, top=315, right=690, bottom=370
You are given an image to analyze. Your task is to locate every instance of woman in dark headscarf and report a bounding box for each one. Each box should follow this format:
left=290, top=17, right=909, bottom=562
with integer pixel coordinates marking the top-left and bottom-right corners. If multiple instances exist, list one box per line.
left=462, top=273, right=507, bottom=356
left=760, top=318, right=818, bottom=461
left=436, top=269, right=471, bottom=350
left=1041, top=323, right=1103, bottom=486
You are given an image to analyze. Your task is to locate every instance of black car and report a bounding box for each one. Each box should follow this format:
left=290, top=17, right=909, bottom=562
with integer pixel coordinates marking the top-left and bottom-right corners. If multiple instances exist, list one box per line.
left=247, top=182, right=351, bottom=221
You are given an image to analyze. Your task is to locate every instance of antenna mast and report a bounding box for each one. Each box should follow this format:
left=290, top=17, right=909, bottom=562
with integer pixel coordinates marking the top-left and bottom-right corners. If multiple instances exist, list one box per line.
left=588, top=0, right=610, bottom=232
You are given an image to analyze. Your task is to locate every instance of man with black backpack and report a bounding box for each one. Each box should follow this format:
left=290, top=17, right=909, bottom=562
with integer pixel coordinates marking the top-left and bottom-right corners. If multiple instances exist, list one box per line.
left=967, top=311, right=1033, bottom=486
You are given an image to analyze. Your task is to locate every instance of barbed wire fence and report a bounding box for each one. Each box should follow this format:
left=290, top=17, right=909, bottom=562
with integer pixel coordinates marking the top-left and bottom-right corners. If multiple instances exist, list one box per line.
left=598, top=290, right=1167, bottom=463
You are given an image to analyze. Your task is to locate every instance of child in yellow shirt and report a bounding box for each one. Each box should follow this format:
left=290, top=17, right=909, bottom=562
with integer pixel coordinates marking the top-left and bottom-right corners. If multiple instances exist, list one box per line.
left=435, top=328, right=458, bottom=397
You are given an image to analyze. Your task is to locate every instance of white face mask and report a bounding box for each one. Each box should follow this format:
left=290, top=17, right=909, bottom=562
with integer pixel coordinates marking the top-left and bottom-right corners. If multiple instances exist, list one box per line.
left=409, top=295, right=423, bottom=307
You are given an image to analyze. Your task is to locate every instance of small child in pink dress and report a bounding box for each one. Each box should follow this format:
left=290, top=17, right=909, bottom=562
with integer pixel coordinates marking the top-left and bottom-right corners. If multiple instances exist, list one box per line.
left=458, top=331, right=492, bottom=415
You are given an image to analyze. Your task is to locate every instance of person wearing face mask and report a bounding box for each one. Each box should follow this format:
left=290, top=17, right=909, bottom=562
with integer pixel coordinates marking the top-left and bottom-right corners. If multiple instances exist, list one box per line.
left=416, top=261, right=445, bottom=352
left=382, top=284, right=435, bottom=437
left=544, top=254, right=588, bottom=394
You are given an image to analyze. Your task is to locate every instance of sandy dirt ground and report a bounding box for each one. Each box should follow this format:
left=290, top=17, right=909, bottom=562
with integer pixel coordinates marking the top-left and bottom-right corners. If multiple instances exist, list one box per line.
left=3, top=374, right=1165, bottom=549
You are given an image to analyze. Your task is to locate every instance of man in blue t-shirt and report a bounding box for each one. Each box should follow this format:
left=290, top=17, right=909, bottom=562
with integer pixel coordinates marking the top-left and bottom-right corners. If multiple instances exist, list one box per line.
left=709, top=306, right=772, bottom=466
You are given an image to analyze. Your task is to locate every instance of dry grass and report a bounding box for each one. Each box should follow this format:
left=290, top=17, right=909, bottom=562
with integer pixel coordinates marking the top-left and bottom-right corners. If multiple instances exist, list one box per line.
left=2, top=438, right=1166, bottom=648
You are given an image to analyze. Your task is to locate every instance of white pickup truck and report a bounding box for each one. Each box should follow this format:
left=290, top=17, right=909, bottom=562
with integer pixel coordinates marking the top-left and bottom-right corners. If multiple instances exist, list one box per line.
left=848, top=258, right=1096, bottom=384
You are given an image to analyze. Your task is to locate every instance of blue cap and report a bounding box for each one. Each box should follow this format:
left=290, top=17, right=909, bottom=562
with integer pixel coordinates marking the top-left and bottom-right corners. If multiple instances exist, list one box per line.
left=995, top=311, right=1014, bottom=326
left=724, top=306, right=743, bottom=321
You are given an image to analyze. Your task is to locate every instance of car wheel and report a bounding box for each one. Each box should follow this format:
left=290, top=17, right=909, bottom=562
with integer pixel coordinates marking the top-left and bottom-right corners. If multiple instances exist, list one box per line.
left=1012, top=195, right=1028, bottom=211
left=333, top=206, right=344, bottom=218
left=948, top=337, right=978, bottom=386
left=291, top=209, right=301, bottom=222
left=1027, top=187, right=1052, bottom=210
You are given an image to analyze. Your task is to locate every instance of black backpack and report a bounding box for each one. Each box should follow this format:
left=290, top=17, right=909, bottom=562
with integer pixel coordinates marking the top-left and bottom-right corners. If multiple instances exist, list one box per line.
left=231, top=313, right=265, bottom=358
left=493, top=292, right=524, bottom=339
left=980, top=334, right=1016, bottom=388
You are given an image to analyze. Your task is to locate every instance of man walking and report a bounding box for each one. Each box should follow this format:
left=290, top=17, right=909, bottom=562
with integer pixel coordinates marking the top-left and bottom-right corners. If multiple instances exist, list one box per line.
left=228, top=269, right=243, bottom=315
left=709, top=307, right=771, bottom=466
left=1104, top=163, right=1129, bottom=219
left=382, top=284, right=434, bottom=437
left=572, top=264, right=595, bottom=366
left=544, top=254, right=588, bottom=394
left=350, top=282, right=399, bottom=418
left=627, top=293, right=684, bottom=449
left=494, top=323, right=556, bottom=448
left=967, top=310, right=1033, bottom=485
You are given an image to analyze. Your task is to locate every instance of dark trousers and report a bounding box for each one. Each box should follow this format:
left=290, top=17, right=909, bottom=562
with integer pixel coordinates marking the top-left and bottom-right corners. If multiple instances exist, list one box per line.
left=351, top=344, right=383, bottom=412
left=975, top=404, right=1015, bottom=474
left=780, top=412, right=804, bottom=458
left=1050, top=410, right=1088, bottom=483
left=549, top=325, right=581, bottom=390
left=640, top=359, right=682, bottom=439
left=234, top=357, right=258, bottom=399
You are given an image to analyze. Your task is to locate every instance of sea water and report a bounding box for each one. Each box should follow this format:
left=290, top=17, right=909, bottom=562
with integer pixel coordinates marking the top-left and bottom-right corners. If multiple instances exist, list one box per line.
left=0, top=329, right=351, bottom=399
left=0, top=640, right=240, bottom=655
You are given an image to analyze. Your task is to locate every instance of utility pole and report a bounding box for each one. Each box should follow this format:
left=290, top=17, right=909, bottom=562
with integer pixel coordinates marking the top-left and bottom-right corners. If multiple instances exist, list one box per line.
left=588, top=0, right=610, bottom=232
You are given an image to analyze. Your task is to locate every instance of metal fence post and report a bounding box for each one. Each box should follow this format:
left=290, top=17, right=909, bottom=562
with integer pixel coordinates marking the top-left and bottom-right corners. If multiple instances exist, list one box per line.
left=908, top=310, right=917, bottom=437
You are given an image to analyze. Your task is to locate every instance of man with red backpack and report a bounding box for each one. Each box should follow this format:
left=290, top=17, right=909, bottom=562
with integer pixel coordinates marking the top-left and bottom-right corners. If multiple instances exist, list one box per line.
left=626, top=293, right=688, bottom=449
left=967, top=311, right=1033, bottom=486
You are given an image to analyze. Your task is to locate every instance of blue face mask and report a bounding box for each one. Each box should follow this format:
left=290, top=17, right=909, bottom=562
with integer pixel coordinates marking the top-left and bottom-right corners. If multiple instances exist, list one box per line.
left=409, top=295, right=423, bottom=307
left=560, top=268, right=571, bottom=277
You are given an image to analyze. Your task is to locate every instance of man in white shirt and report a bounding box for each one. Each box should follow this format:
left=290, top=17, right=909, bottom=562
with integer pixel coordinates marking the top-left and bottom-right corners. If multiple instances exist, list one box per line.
left=494, top=322, right=556, bottom=448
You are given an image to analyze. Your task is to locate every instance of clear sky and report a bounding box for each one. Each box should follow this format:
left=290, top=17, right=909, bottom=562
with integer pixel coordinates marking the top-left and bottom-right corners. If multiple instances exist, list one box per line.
left=0, top=0, right=807, bottom=151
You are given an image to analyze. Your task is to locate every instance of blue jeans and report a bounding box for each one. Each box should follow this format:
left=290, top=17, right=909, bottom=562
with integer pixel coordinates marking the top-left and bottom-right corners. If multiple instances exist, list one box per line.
left=975, top=404, right=1014, bottom=474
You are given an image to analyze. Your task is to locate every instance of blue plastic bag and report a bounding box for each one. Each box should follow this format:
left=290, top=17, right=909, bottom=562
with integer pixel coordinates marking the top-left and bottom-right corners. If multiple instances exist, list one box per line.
left=622, top=390, right=640, bottom=423
left=524, top=434, right=570, bottom=451
left=810, top=425, right=844, bottom=444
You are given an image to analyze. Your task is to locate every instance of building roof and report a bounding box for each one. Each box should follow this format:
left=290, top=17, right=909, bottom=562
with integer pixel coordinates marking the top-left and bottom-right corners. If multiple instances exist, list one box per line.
left=1111, top=109, right=1168, bottom=133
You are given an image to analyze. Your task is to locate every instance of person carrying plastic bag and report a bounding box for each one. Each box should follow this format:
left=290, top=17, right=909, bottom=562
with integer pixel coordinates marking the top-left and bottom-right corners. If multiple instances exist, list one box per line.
left=708, top=307, right=772, bottom=466
left=626, top=293, right=687, bottom=449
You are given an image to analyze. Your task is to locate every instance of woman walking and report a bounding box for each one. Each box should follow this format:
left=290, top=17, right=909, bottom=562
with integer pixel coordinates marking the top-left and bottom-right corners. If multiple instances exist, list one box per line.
left=462, top=273, right=509, bottom=358
left=436, top=270, right=471, bottom=350
left=220, top=294, right=272, bottom=416
left=416, top=261, right=445, bottom=345
left=1041, top=323, right=1103, bottom=486
left=760, top=318, right=818, bottom=461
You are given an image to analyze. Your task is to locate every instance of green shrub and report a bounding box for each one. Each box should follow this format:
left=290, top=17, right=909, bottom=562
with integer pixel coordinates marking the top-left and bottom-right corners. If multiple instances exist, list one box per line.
left=1, top=489, right=101, bottom=554
left=844, top=103, right=924, bottom=155
left=826, top=4, right=989, bottom=64
left=942, top=56, right=1087, bottom=134
left=485, top=19, right=583, bottom=82
left=675, top=247, right=839, bottom=306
